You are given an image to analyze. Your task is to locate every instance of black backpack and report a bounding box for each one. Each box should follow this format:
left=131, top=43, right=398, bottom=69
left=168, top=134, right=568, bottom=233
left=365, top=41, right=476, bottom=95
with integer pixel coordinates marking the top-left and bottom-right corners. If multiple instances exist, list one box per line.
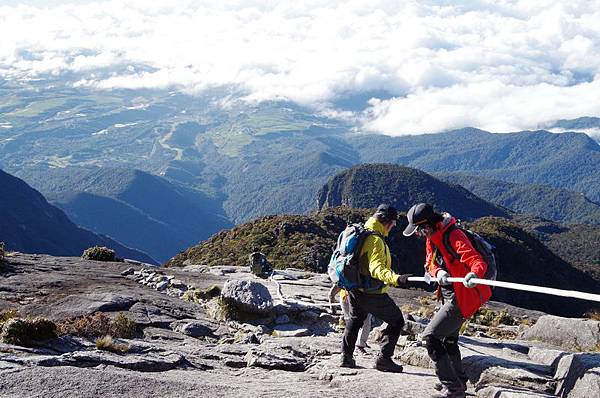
left=442, top=224, right=498, bottom=282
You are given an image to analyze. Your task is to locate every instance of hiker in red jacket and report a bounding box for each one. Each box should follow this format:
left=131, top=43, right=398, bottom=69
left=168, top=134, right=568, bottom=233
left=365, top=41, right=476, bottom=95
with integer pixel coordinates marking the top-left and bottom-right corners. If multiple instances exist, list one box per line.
left=403, top=203, right=492, bottom=398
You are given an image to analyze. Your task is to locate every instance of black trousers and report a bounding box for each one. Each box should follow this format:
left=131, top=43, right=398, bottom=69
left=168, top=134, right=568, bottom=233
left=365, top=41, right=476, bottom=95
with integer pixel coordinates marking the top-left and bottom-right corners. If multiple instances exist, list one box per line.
left=341, top=290, right=405, bottom=359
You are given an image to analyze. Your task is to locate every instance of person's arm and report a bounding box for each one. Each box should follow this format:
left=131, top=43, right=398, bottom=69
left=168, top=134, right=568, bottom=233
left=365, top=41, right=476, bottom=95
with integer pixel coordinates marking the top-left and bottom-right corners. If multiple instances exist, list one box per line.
left=449, top=230, right=488, bottom=277
left=367, top=236, right=399, bottom=285
left=425, top=239, right=443, bottom=277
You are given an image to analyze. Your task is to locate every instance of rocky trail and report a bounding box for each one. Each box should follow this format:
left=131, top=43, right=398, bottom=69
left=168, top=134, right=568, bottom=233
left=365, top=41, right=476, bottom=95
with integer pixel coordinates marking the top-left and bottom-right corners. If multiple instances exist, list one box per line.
left=0, top=253, right=598, bottom=397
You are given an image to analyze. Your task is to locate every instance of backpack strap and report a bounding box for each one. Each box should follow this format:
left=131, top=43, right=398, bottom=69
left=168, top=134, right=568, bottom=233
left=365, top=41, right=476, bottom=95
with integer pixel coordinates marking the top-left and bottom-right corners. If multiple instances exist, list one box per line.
left=442, top=224, right=460, bottom=261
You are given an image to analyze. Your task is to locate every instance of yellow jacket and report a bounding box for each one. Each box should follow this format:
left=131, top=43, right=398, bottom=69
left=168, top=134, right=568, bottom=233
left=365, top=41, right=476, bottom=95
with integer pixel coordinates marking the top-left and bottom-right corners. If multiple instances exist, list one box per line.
left=358, top=217, right=400, bottom=294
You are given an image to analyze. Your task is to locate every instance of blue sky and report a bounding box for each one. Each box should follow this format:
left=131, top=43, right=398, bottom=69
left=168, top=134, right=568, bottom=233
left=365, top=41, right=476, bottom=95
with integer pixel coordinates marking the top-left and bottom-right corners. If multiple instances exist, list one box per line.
left=1, top=1, right=599, bottom=135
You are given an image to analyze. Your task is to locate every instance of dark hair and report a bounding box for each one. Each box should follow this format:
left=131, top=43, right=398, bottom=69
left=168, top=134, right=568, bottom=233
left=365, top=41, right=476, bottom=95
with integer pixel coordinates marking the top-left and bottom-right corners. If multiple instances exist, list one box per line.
left=425, top=212, right=444, bottom=227
left=373, top=204, right=398, bottom=224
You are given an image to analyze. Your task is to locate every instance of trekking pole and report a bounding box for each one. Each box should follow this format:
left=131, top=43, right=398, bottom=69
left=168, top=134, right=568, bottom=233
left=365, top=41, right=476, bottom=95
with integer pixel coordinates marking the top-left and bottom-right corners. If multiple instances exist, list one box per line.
left=407, top=276, right=600, bottom=303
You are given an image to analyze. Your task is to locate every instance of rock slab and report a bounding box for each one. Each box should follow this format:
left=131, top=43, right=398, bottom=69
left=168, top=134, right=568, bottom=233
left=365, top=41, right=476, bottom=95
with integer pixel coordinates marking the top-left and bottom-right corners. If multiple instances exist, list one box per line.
left=520, top=315, right=600, bottom=351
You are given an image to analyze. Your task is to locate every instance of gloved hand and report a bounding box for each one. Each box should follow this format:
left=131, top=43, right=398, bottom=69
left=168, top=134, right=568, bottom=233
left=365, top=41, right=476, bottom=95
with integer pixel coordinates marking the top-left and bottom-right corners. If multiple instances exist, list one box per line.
left=395, top=274, right=412, bottom=287
left=436, top=270, right=451, bottom=286
left=463, top=272, right=477, bottom=288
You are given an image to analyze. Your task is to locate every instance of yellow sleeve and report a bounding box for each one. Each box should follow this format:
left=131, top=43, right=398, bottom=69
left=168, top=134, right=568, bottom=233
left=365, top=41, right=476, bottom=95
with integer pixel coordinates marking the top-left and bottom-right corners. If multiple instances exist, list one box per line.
left=366, top=236, right=398, bottom=286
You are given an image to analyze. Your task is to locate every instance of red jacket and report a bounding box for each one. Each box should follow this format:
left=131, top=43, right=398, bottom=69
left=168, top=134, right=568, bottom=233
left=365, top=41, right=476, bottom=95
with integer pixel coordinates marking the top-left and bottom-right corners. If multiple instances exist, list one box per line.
left=425, top=215, right=492, bottom=318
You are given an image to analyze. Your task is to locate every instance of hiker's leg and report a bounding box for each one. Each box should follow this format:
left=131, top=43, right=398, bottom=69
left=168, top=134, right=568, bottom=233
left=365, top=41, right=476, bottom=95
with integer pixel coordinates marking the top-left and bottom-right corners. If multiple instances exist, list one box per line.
left=341, top=292, right=368, bottom=359
left=357, top=313, right=372, bottom=348
left=422, top=300, right=466, bottom=392
left=445, top=332, right=467, bottom=384
left=360, top=293, right=404, bottom=358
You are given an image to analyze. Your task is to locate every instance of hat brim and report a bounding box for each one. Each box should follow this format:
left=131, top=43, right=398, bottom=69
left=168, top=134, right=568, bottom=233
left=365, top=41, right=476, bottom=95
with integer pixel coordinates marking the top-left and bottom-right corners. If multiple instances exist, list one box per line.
left=403, top=223, right=418, bottom=237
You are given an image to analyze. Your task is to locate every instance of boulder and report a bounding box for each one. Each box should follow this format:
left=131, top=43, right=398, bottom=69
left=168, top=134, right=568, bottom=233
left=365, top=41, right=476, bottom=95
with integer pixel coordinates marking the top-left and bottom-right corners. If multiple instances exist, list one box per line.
left=475, top=367, right=555, bottom=394
left=520, top=315, right=600, bottom=351
left=463, top=355, right=550, bottom=384
left=554, top=353, right=600, bottom=397
left=398, top=346, right=433, bottom=368
left=221, top=280, right=273, bottom=315
left=245, top=347, right=306, bottom=372
left=171, top=321, right=214, bottom=338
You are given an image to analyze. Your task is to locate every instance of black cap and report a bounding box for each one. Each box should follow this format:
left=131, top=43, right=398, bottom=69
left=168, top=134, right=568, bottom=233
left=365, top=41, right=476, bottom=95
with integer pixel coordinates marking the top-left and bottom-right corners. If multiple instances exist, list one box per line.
left=374, top=204, right=398, bottom=223
left=403, top=203, right=435, bottom=236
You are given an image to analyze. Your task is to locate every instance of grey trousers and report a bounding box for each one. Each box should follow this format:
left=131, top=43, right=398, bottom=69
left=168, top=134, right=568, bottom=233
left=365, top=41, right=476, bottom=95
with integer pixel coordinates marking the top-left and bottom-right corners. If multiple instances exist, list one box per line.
left=422, top=299, right=467, bottom=391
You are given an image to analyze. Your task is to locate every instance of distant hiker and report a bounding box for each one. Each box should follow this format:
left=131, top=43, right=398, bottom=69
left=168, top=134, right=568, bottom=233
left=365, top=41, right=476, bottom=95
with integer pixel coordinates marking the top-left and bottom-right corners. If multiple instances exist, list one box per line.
left=340, top=204, right=412, bottom=372
left=328, top=284, right=372, bottom=354
left=249, top=247, right=272, bottom=278
left=403, top=203, right=492, bottom=398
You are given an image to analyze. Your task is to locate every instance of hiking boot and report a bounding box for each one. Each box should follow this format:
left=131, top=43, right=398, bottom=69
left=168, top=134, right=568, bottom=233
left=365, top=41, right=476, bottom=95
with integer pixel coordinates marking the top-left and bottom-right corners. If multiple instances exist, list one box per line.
left=340, top=355, right=356, bottom=368
left=356, top=346, right=369, bottom=355
left=431, top=386, right=466, bottom=398
left=434, top=378, right=468, bottom=391
left=373, top=355, right=403, bottom=373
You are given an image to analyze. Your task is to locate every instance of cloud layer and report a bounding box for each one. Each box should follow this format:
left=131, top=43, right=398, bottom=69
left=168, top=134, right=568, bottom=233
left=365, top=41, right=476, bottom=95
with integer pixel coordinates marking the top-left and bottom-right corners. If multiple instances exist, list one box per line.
left=1, top=0, right=600, bottom=134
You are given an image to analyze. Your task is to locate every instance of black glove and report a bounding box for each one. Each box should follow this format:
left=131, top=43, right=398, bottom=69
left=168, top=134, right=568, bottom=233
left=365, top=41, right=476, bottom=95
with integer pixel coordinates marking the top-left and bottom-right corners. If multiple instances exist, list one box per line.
left=395, top=274, right=412, bottom=287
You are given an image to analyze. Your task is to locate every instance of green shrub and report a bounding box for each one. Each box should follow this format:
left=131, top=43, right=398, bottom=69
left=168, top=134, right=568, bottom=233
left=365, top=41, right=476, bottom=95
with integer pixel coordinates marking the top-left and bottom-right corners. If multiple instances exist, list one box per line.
left=182, top=285, right=222, bottom=303
left=111, top=313, right=137, bottom=338
left=95, top=335, right=129, bottom=353
left=0, top=309, right=17, bottom=326
left=0, top=317, right=57, bottom=346
left=0, top=242, right=5, bottom=260
left=81, top=246, right=116, bottom=262
left=472, top=307, right=517, bottom=327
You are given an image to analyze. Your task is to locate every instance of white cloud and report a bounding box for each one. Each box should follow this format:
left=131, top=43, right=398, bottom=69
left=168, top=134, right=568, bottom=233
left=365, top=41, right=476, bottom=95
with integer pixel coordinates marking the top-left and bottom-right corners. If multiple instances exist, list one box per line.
left=1, top=0, right=600, bottom=134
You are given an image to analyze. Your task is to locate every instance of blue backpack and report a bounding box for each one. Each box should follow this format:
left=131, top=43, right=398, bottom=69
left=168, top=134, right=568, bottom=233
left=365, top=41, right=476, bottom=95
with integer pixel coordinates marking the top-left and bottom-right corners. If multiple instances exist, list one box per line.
left=327, top=223, right=374, bottom=290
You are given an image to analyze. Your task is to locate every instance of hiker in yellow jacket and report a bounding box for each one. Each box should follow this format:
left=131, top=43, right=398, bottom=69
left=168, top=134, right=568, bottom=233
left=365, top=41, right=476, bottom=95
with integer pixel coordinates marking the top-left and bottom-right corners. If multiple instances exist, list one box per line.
left=340, top=204, right=412, bottom=372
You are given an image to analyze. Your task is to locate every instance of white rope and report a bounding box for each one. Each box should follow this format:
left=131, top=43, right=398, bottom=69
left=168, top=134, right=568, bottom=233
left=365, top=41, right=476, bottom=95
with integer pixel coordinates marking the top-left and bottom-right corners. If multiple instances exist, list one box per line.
left=407, top=276, right=600, bottom=303
left=268, top=272, right=341, bottom=308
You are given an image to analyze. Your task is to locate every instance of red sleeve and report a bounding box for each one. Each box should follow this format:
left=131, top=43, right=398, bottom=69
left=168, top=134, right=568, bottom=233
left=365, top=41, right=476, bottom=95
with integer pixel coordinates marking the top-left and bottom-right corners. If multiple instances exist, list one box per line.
left=425, top=238, right=443, bottom=277
left=449, top=229, right=488, bottom=278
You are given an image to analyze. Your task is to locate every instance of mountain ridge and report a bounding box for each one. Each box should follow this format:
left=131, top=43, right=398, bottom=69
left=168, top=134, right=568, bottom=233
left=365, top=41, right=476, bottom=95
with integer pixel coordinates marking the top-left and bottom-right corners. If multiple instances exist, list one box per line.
left=0, top=168, right=156, bottom=263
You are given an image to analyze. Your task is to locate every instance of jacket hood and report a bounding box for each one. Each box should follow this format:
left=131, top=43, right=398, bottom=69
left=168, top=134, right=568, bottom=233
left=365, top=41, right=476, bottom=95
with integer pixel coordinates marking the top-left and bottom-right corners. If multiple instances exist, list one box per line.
left=432, top=212, right=456, bottom=238
left=365, top=217, right=389, bottom=237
